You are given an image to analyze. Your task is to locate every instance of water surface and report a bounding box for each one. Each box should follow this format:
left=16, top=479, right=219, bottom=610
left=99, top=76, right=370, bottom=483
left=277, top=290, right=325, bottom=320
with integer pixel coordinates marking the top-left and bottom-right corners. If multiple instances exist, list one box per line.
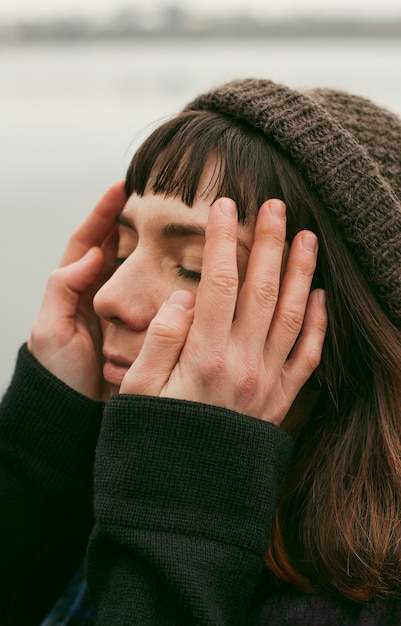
left=1, top=37, right=400, bottom=390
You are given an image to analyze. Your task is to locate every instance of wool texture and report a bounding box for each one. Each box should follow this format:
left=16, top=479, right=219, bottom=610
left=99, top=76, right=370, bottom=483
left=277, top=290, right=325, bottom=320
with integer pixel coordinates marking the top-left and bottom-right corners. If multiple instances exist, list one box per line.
left=185, top=79, right=401, bottom=327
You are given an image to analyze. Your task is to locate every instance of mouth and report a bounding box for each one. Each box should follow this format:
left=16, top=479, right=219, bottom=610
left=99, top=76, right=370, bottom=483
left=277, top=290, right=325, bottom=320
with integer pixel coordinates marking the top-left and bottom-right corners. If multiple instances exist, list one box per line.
left=102, top=353, right=132, bottom=387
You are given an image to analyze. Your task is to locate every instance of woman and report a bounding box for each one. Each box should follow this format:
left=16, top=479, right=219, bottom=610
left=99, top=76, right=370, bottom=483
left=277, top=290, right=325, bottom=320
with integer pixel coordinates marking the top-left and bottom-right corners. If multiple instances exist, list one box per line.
left=1, top=78, right=401, bottom=625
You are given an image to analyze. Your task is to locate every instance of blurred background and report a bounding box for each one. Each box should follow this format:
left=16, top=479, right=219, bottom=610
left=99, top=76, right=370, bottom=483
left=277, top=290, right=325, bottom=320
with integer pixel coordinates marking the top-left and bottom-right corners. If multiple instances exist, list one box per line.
left=1, top=0, right=401, bottom=392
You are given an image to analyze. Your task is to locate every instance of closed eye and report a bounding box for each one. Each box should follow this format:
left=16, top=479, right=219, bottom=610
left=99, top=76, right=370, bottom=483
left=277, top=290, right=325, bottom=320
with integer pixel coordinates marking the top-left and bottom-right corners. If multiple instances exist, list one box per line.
left=178, top=267, right=201, bottom=282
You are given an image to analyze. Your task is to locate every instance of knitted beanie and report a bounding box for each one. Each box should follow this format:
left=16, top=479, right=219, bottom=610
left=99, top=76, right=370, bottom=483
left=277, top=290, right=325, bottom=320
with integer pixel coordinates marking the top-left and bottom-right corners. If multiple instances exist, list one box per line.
left=184, top=79, right=401, bottom=328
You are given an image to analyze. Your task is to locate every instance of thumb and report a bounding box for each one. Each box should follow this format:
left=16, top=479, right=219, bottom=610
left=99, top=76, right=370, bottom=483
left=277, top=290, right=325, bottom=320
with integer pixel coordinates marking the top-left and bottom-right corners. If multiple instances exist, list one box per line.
left=62, top=246, right=104, bottom=294
left=39, top=247, right=104, bottom=322
left=28, top=247, right=105, bottom=356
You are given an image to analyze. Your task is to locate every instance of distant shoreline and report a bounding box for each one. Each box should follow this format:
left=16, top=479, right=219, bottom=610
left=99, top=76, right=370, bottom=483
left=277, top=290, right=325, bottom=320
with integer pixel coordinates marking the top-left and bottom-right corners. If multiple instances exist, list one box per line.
left=1, top=17, right=401, bottom=42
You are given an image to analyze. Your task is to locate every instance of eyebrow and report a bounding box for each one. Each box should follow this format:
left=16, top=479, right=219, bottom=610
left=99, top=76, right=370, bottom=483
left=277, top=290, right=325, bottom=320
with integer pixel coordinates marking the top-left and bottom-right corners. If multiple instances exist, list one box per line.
left=117, top=214, right=250, bottom=253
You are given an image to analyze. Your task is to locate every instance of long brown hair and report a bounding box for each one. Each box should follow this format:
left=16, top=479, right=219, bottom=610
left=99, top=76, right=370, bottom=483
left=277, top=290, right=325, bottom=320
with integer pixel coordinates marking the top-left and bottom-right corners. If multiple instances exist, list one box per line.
left=125, top=110, right=401, bottom=601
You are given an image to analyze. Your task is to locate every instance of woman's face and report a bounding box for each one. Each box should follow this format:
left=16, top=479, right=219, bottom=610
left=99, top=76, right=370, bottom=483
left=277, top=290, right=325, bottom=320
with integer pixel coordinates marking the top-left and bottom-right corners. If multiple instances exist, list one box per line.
left=93, top=171, right=255, bottom=395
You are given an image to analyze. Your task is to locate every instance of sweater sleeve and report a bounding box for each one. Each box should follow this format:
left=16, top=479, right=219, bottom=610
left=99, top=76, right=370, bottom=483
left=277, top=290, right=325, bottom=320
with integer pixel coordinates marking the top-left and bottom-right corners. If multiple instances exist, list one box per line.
left=0, top=344, right=105, bottom=626
left=87, top=394, right=293, bottom=626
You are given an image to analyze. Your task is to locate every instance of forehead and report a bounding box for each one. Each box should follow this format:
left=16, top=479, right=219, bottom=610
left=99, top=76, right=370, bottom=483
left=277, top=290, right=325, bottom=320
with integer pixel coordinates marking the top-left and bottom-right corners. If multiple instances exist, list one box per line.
left=123, top=157, right=222, bottom=223
left=122, top=157, right=255, bottom=250
left=146, top=153, right=221, bottom=201
left=121, top=190, right=212, bottom=227
left=120, top=190, right=254, bottom=257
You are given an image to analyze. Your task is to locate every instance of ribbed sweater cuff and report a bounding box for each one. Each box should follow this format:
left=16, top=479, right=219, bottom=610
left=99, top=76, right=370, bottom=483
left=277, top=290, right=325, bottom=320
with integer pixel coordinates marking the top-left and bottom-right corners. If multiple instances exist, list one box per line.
left=0, top=344, right=105, bottom=503
left=95, top=395, right=293, bottom=554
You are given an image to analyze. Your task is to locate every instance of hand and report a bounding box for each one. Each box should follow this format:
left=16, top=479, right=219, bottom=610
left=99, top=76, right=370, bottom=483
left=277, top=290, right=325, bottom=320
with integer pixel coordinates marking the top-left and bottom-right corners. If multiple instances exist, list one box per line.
left=120, top=198, right=327, bottom=426
left=28, top=182, right=126, bottom=400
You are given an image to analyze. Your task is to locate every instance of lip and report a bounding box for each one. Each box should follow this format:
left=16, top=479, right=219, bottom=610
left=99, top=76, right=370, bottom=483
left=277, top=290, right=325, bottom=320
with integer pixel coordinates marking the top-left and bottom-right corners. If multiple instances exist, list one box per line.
left=102, top=352, right=132, bottom=387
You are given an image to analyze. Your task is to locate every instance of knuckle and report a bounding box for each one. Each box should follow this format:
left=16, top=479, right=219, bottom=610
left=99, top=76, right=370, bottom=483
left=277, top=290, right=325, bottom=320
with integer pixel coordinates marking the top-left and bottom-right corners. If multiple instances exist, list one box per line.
left=305, top=346, right=322, bottom=372
left=256, top=223, right=285, bottom=248
left=315, top=306, right=328, bottom=331
left=206, top=216, right=237, bottom=242
left=46, top=268, right=62, bottom=287
left=249, top=280, right=279, bottom=309
left=206, top=269, right=238, bottom=298
left=267, top=231, right=286, bottom=248
left=236, top=365, right=260, bottom=398
left=297, top=263, right=316, bottom=282
left=279, top=305, right=305, bottom=334
left=199, top=352, right=227, bottom=385
left=65, top=231, right=80, bottom=252
left=149, top=317, right=187, bottom=344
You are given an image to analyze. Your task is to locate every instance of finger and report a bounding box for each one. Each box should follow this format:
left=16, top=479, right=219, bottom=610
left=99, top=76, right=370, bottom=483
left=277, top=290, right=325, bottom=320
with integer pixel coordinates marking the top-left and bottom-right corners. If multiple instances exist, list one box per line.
left=281, top=288, right=327, bottom=399
left=233, top=199, right=287, bottom=350
left=191, top=198, right=239, bottom=347
left=41, top=247, right=104, bottom=323
left=120, top=290, right=195, bottom=395
left=264, top=230, right=318, bottom=367
left=61, top=181, right=126, bottom=266
left=96, top=224, right=119, bottom=287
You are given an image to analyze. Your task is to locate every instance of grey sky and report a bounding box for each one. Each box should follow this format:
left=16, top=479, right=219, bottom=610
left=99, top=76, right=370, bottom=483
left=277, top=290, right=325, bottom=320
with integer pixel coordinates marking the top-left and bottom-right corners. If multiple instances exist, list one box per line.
left=1, top=0, right=401, bottom=21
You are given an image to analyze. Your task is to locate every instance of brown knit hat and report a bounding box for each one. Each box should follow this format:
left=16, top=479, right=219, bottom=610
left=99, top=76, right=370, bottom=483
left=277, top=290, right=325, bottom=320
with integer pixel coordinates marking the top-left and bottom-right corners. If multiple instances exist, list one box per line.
left=184, top=79, right=401, bottom=328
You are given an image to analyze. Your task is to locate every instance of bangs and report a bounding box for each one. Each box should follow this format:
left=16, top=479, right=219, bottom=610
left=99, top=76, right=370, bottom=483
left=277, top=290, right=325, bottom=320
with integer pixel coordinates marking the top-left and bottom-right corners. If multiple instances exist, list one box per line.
left=125, top=110, right=288, bottom=224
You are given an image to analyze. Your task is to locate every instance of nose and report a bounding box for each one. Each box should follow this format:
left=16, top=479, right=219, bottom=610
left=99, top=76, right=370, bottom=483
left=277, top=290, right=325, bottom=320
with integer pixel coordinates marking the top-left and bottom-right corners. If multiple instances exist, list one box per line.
left=93, top=251, right=164, bottom=332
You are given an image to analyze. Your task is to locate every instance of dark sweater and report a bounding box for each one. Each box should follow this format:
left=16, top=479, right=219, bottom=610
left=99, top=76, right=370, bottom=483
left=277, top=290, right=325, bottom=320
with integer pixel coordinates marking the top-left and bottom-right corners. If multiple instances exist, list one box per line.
left=1, top=345, right=401, bottom=625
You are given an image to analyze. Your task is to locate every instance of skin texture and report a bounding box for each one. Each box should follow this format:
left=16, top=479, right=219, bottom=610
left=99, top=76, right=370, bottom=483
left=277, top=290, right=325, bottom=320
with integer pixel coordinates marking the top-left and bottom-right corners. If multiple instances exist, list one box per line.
left=93, top=185, right=254, bottom=393
left=111, top=194, right=326, bottom=424
left=29, top=178, right=327, bottom=425
left=28, top=181, right=126, bottom=401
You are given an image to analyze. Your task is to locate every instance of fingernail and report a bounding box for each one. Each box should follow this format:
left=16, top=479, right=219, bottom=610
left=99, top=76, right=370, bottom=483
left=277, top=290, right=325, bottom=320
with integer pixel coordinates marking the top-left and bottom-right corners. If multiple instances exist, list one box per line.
left=166, top=290, right=195, bottom=311
left=318, top=289, right=326, bottom=308
left=216, top=198, right=237, bottom=218
left=269, top=199, right=286, bottom=219
left=302, top=232, right=318, bottom=252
